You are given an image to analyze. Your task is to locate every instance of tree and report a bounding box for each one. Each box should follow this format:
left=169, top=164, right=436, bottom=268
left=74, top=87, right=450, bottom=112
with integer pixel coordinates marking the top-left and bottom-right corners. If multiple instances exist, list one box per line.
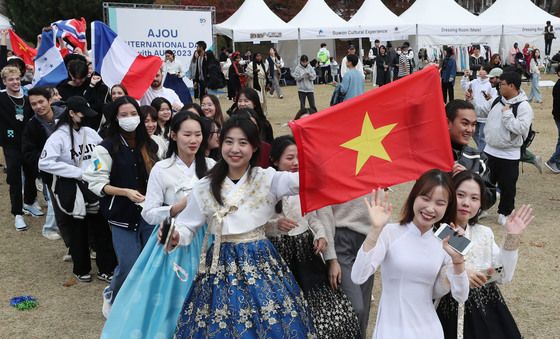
left=6, top=0, right=153, bottom=44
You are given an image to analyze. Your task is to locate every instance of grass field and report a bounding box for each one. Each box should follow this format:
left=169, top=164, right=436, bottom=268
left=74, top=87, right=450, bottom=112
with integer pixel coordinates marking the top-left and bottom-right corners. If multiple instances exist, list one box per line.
left=0, top=74, right=558, bottom=338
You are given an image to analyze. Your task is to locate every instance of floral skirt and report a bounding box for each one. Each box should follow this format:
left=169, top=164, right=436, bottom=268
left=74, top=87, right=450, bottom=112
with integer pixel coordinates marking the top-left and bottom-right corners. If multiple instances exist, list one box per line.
left=437, top=282, right=522, bottom=339
left=269, top=230, right=361, bottom=339
left=174, top=235, right=316, bottom=338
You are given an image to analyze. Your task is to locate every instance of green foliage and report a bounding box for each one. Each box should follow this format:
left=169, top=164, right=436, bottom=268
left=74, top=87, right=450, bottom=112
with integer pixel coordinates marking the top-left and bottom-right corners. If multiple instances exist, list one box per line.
left=5, top=0, right=153, bottom=43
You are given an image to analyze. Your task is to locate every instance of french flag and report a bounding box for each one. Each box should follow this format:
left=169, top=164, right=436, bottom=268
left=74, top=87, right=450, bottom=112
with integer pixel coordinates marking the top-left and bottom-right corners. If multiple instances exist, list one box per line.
left=32, top=30, right=68, bottom=88
left=91, top=21, right=161, bottom=100
left=52, top=18, right=87, bottom=50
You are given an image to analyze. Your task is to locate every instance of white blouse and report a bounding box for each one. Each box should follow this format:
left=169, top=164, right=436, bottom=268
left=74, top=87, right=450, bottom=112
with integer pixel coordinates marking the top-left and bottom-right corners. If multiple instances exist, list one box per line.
left=265, top=194, right=326, bottom=240
left=141, top=156, right=216, bottom=225
left=351, top=223, right=469, bottom=339
left=175, top=167, right=298, bottom=246
left=463, top=224, right=518, bottom=284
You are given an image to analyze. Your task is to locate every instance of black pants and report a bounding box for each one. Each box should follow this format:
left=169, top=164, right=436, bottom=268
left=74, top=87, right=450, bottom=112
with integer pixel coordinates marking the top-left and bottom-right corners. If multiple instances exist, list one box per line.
left=545, top=38, right=553, bottom=56
left=485, top=153, right=519, bottom=216
left=4, top=147, right=37, bottom=215
left=442, top=81, right=454, bottom=103
left=298, top=91, right=316, bottom=111
left=194, top=80, right=207, bottom=102
left=61, top=211, right=117, bottom=276
left=321, top=66, right=332, bottom=84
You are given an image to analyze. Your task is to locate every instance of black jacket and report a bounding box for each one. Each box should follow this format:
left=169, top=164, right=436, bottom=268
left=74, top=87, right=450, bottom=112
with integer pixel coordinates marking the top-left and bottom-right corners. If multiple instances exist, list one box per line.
left=452, top=143, right=497, bottom=210
left=553, top=79, right=560, bottom=121
left=21, top=116, right=50, bottom=178
left=0, top=92, right=33, bottom=147
left=57, top=77, right=109, bottom=130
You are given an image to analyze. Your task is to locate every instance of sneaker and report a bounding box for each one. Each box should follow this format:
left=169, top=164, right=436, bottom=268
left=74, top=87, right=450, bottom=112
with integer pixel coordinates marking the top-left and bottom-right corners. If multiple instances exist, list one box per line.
left=23, top=202, right=44, bottom=217
left=97, top=272, right=113, bottom=283
left=545, top=160, right=560, bottom=173
left=478, top=210, right=489, bottom=219
left=14, top=215, right=28, bottom=231
left=90, top=250, right=97, bottom=260
left=531, top=155, right=543, bottom=174
left=74, top=273, right=92, bottom=282
left=35, top=178, right=43, bottom=192
left=62, top=249, right=72, bottom=262
left=498, top=214, right=508, bottom=226
left=102, top=286, right=113, bottom=319
left=42, top=230, right=61, bottom=240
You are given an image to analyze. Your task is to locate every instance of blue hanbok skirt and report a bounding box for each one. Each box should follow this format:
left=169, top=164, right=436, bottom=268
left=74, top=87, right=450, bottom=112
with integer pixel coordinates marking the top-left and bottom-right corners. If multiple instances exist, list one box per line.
left=164, top=74, right=192, bottom=105
left=101, top=224, right=208, bottom=339
left=174, top=231, right=316, bottom=338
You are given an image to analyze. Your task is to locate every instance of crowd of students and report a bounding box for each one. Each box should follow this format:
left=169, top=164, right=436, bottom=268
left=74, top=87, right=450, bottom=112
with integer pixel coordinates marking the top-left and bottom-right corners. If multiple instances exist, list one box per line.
left=0, top=33, right=548, bottom=339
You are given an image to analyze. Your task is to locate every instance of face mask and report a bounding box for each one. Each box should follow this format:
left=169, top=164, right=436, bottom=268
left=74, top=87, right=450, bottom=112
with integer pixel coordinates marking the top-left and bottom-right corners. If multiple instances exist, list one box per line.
left=118, top=116, right=140, bottom=132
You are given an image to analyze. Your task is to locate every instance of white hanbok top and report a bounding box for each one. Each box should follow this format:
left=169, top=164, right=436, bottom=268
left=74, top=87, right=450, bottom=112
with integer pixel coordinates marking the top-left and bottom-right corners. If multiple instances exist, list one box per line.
left=175, top=167, right=298, bottom=246
left=141, top=156, right=216, bottom=225
left=462, top=223, right=518, bottom=284
left=265, top=195, right=326, bottom=240
left=351, top=222, right=469, bottom=339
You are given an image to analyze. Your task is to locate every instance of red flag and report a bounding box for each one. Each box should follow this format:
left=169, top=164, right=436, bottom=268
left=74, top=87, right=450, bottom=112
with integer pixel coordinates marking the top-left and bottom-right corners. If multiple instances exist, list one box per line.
left=289, top=66, right=454, bottom=213
left=8, top=29, right=37, bottom=66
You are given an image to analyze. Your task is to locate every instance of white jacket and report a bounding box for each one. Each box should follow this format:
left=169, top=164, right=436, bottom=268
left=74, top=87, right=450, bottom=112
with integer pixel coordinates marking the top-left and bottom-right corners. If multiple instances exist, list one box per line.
left=39, top=125, right=102, bottom=179
left=481, top=91, right=533, bottom=159
left=461, top=76, right=495, bottom=122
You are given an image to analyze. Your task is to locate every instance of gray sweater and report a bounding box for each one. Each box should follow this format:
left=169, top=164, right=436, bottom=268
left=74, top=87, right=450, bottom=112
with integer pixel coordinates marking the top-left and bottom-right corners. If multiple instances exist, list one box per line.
left=291, top=63, right=317, bottom=92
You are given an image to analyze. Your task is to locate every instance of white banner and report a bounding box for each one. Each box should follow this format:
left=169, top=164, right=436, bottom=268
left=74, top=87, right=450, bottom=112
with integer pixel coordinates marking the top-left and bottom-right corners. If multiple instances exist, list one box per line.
left=503, top=24, right=560, bottom=35
left=107, top=7, right=213, bottom=67
left=221, top=28, right=299, bottom=42
left=418, top=24, right=502, bottom=36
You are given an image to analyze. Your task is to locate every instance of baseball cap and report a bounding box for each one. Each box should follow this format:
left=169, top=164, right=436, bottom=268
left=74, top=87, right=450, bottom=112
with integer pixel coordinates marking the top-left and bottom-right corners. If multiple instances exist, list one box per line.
left=66, top=96, right=97, bottom=117
left=348, top=44, right=356, bottom=50
left=488, top=68, right=503, bottom=78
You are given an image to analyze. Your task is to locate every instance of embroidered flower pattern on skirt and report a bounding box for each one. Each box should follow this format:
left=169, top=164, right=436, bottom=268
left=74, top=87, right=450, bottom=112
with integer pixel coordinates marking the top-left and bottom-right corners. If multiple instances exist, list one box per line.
left=174, top=238, right=316, bottom=338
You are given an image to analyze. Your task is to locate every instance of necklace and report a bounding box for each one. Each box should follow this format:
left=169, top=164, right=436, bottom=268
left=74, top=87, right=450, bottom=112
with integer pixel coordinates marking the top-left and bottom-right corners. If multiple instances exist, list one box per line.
left=7, top=94, right=25, bottom=120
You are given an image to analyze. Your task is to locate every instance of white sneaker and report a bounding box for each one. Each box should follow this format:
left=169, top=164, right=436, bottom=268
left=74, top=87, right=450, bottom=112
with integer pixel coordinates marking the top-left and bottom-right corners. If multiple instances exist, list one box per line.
left=62, top=249, right=72, bottom=262
left=498, top=214, right=508, bottom=226
left=102, top=286, right=113, bottom=319
left=14, top=215, right=28, bottom=231
left=479, top=210, right=489, bottom=219
left=42, top=230, right=61, bottom=240
left=23, top=202, right=44, bottom=217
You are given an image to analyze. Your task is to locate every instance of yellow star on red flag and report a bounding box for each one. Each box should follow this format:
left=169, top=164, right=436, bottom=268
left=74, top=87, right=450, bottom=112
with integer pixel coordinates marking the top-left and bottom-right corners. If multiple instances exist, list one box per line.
left=340, top=113, right=397, bottom=175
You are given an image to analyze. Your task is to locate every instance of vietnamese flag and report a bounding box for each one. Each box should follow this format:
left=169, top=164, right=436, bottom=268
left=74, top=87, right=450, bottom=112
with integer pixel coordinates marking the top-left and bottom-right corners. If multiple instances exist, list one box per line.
left=8, top=29, right=37, bottom=66
left=289, top=66, right=453, bottom=213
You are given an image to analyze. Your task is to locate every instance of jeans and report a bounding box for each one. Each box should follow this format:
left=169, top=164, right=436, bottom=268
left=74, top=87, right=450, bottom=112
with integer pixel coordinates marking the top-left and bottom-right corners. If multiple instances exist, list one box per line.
left=42, top=186, right=59, bottom=234
left=269, top=74, right=283, bottom=98
left=108, top=218, right=155, bottom=302
left=486, top=153, right=520, bottom=216
left=298, top=91, right=317, bottom=111
left=320, top=66, right=332, bottom=83
left=528, top=73, right=542, bottom=102
left=550, top=119, right=560, bottom=165
left=4, top=147, right=37, bottom=216
left=473, top=122, right=486, bottom=152
left=545, top=38, right=553, bottom=56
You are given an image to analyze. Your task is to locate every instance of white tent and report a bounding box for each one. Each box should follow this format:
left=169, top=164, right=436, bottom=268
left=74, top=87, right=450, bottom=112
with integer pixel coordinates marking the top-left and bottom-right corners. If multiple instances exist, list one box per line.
left=347, top=0, right=414, bottom=40
left=479, top=0, right=560, bottom=60
left=213, top=0, right=298, bottom=43
left=0, top=14, right=11, bottom=29
left=288, top=0, right=349, bottom=40
left=400, top=0, right=502, bottom=52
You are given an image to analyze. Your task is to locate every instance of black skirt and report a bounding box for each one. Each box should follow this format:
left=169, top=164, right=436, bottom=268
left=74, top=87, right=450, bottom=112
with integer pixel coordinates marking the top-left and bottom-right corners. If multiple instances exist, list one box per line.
left=269, top=230, right=361, bottom=339
left=437, top=282, right=522, bottom=339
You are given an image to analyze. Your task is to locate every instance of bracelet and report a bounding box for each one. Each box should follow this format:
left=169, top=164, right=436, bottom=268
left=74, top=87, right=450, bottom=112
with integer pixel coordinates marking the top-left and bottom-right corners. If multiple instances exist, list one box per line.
left=452, top=260, right=464, bottom=265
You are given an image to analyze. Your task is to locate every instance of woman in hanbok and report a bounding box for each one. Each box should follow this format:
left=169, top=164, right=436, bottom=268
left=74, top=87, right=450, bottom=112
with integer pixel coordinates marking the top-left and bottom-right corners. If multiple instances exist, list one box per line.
left=266, top=135, right=361, bottom=339
left=437, top=171, right=533, bottom=339
left=351, top=169, right=469, bottom=339
left=168, top=114, right=316, bottom=338
left=100, top=111, right=215, bottom=338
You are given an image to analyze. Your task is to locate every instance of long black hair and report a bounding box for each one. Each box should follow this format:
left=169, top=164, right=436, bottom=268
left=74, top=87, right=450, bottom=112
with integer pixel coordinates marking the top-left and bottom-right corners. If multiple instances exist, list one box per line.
left=151, top=97, right=173, bottom=137
left=54, top=98, right=82, bottom=157
left=234, top=87, right=273, bottom=143
left=106, top=95, right=159, bottom=174
left=270, top=135, right=296, bottom=213
left=452, top=171, right=486, bottom=226
left=165, top=111, right=209, bottom=179
left=208, top=114, right=261, bottom=205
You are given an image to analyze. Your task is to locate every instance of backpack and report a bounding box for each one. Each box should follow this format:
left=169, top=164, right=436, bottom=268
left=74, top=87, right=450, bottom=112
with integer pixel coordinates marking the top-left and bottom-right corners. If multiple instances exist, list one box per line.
left=317, top=50, right=329, bottom=64
left=490, top=96, right=536, bottom=153
left=330, top=84, right=345, bottom=106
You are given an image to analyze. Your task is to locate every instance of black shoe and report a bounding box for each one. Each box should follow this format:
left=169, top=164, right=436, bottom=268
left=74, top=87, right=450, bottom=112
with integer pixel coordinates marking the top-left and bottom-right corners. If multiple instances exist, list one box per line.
left=74, top=274, right=92, bottom=282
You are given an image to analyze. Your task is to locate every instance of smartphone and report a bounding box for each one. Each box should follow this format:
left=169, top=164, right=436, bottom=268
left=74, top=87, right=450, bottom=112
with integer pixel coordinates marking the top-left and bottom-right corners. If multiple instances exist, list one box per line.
left=159, top=217, right=176, bottom=253
left=434, top=223, right=473, bottom=256
left=483, top=266, right=504, bottom=284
